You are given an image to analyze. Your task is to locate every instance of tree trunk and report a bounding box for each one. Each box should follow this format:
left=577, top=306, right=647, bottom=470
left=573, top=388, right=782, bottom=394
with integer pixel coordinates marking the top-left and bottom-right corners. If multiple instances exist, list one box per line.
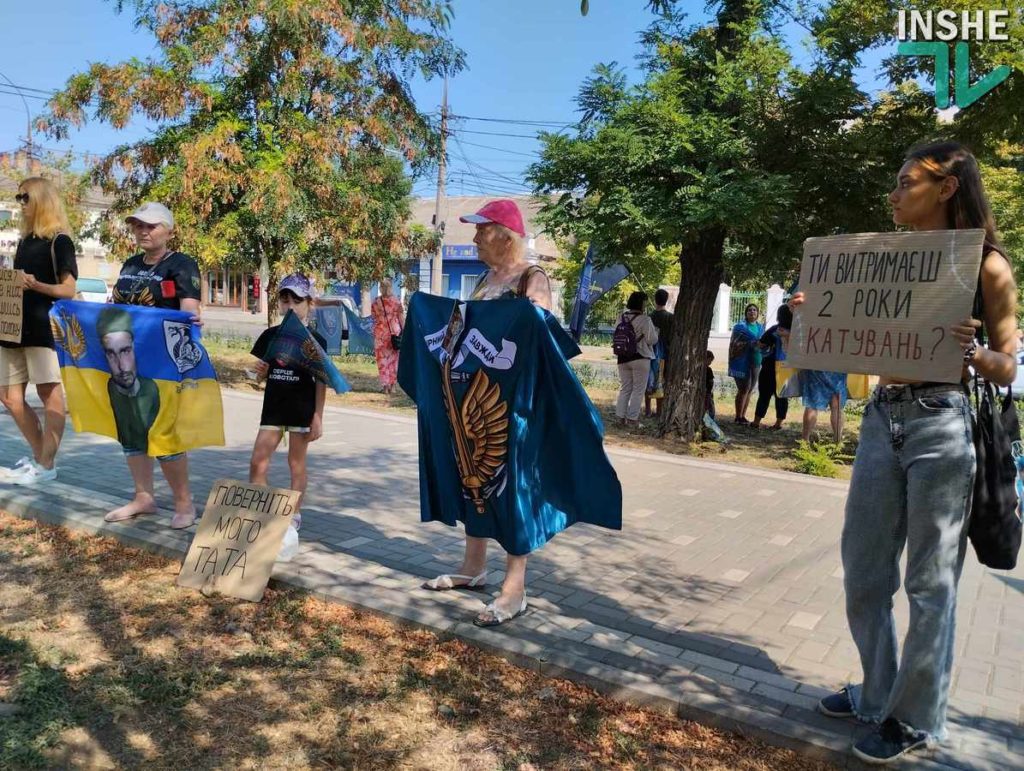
left=264, top=242, right=278, bottom=327
left=659, top=228, right=726, bottom=440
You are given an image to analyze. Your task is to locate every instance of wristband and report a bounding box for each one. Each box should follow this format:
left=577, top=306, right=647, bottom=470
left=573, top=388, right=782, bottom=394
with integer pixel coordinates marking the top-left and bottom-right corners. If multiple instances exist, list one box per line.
left=963, top=341, right=978, bottom=362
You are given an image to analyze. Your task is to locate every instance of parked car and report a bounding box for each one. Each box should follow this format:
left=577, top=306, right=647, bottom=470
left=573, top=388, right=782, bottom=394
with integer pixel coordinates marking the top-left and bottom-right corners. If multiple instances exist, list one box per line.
left=76, top=277, right=111, bottom=303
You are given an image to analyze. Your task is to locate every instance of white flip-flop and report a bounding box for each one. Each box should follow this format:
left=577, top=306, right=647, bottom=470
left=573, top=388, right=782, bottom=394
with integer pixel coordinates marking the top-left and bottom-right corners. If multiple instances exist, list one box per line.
left=421, top=571, right=488, bottom=592
left=474, top=595, right=528, bottom=627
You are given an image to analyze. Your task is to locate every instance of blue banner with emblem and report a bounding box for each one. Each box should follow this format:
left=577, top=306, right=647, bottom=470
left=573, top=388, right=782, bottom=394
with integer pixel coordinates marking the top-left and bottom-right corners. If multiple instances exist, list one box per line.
left=398, top=292, right=622, bottom=555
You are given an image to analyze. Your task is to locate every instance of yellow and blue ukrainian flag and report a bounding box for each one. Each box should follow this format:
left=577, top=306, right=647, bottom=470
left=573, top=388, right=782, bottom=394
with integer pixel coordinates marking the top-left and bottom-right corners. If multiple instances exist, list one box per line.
left=49, top=300, right=225, bottom=456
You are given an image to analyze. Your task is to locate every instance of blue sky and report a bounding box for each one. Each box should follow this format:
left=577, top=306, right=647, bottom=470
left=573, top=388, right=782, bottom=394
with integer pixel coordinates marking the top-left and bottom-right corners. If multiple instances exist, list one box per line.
left=0, top=1, right=892, bottom=199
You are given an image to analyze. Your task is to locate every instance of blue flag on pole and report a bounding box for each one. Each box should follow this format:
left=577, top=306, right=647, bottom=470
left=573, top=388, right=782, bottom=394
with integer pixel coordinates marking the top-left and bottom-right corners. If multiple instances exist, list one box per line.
left=309, top=306, right=343, bottom=355
left=261, top=310, right=351, bottom=394
left=340, top=303, right=375, bottom=356
left=568, top=245, right=629, bottom=342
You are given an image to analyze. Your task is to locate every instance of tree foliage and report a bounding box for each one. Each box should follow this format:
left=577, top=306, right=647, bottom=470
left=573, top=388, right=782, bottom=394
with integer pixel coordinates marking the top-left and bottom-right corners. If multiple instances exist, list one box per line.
left=43, top=0, right=463, bottom=301
left=529, top=0, right=950, bottom=439
left=1, top=153, right=98, bottom=242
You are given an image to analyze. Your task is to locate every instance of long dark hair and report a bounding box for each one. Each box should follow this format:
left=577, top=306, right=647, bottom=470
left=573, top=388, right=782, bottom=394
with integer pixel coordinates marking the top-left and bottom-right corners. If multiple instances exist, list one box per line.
left=626, top=291, right=647, bottom=312
left=904, top=141, right=1003, bottom=254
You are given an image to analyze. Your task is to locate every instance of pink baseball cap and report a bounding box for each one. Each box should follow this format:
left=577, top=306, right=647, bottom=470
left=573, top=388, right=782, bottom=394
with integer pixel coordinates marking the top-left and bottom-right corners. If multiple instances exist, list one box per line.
left=459, top=199, right=526, bottom=237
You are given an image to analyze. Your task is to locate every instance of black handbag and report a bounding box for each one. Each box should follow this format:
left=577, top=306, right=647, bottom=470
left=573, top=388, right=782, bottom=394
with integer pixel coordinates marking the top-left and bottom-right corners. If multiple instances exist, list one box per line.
left=968, top=264, right=1023, bottom=570
left=969, top=378, right=1022, bottom=570
left=380, top=297, right=402, bottom=351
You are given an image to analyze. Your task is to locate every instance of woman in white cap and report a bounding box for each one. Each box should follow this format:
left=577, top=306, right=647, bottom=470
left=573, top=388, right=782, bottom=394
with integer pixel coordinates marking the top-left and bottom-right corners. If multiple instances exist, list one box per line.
left=421, top=199, right=555, bottom=627
left=104, top=202, right=203, bottom=529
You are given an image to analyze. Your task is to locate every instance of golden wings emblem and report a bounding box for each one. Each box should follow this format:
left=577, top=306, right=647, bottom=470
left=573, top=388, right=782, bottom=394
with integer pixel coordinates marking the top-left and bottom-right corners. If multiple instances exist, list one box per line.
left=442, top=364, right=509, bottom=514
left=51, top=309, right=87, bottom=361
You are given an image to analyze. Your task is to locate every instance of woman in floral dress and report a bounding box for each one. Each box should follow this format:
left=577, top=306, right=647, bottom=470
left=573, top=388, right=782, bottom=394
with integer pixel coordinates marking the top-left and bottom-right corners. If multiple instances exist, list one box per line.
left=371, top=278, right=404, bottom=394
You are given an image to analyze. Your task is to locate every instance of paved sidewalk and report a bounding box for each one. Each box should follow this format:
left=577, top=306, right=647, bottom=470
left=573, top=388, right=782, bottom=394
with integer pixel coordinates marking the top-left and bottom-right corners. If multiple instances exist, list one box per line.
left=1, top=390, right=1021, bottom=770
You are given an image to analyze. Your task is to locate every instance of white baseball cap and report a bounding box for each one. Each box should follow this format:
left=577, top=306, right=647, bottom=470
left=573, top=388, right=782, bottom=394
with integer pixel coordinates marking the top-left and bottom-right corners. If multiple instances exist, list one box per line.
left=125, top=202, right=175, bottom=228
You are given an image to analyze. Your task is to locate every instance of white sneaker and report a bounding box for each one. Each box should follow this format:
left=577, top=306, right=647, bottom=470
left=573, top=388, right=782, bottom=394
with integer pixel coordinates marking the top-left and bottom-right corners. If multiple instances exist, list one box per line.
left=11, top=462, right=57, bottom=486
left=0, top=457, right=34, bottom=483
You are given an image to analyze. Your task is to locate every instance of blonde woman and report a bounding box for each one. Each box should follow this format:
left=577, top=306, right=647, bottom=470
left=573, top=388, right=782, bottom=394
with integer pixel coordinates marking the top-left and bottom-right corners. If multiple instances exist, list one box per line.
left=0, top=177, right=78, bottom=485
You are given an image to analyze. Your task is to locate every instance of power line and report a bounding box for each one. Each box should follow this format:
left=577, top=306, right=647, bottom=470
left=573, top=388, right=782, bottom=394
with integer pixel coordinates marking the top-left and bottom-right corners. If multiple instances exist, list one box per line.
left=449, top=113, right=575, bottom=128
left=0, top=87, right=49, bottom=102
left=456, top=140, right=540, bottom=158
left=450, top=134, right=489, bottom=196
left=452, top=127, right=547, bottom=140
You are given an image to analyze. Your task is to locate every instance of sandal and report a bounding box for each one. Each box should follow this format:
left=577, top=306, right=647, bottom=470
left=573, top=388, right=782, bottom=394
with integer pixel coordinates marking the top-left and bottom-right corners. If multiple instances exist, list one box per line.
left=421, top=571, right=488, bottom=591
left=170, top=510, right=197, bottom=530
left=474, top=595, right=528, bottom=627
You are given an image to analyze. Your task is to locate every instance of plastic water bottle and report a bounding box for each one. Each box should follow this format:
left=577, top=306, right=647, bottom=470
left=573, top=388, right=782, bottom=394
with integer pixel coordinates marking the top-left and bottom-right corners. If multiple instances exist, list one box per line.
left=277, top=525, right=299, bottom=562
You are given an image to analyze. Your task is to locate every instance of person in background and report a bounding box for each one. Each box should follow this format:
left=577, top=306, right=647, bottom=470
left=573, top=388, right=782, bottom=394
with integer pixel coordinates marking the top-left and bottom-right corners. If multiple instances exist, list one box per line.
left=704, top=350, right=716, bottom=420
left=249, top=274, right=326, bottom=532
left=644, top=288, right=674, bottom=418
left=371, top=277, right=404, bottom=395
left=0, top=177, right=78, bottom=485
left=799, top=369, right=847, bottom=443
left=614, top=291, right=659, bottom=428
left=751, top=305, right=791, bottom=431
left=727, top=303, right=763, bottom=424
left=104, top=202, right=202, bottom=529
left=803, top=141, right=1017, bottom=765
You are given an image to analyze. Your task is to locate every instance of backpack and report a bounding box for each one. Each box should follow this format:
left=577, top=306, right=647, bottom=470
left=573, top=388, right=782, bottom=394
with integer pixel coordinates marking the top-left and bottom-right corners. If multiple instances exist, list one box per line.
left=612, top=313, right=639, bottom=358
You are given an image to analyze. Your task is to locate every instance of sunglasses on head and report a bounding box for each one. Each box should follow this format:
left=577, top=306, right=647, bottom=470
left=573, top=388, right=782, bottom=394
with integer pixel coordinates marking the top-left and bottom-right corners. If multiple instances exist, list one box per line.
left=14, top=193, right=29, bottom=204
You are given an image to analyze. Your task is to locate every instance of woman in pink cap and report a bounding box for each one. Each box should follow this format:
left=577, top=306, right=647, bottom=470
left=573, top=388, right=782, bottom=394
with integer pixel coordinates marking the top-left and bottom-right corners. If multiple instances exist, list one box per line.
left=421, top=199, right=554, bottom=626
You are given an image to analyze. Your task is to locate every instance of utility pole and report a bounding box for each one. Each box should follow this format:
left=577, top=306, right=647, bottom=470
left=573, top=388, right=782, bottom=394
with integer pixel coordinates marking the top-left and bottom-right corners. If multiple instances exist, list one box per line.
left=430, top=75, right=448, bottom=296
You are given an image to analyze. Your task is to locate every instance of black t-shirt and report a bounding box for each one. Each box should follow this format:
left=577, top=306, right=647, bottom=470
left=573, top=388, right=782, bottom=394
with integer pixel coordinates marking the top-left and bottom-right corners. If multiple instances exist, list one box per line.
left=1, top=234, right=78, bottom=349
left=759, top=324, right=783, bottom=366
left=251, top=325, right=328, bottom=428
left=112, top=251, right=201, bottom=309
left=650, top=308, right=674, bottom=355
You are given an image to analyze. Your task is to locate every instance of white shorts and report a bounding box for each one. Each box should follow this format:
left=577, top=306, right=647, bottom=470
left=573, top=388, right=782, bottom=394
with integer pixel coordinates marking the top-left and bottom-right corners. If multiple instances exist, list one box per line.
left=0, top=346, right=62, bottom=387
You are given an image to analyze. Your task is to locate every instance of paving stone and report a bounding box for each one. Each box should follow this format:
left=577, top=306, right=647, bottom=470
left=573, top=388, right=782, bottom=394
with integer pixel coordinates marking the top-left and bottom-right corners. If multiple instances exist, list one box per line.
left=787, top=611, right=823, bottom=631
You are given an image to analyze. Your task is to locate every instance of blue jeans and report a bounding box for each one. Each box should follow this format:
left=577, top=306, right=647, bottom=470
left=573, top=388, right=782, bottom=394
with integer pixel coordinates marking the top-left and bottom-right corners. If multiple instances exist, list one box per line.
left=842, top=383, right=975, bottom=740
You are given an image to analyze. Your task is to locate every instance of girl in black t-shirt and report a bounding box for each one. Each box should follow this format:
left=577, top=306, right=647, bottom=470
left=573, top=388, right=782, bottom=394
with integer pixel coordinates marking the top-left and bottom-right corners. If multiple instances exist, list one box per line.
left=0, top=177, right=78, bottom=486
left=103, top=202, right=202, bottom=530
left=248, top=275, right=326, bottom=532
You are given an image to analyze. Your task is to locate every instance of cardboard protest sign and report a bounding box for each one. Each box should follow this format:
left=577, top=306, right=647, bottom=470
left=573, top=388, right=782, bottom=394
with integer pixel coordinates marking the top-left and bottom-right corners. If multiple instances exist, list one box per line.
left=787, top=229, right=985, bottom=382
left=178, top=479, right=301, bottom=602
left=0, top=269, right=24, bottom=343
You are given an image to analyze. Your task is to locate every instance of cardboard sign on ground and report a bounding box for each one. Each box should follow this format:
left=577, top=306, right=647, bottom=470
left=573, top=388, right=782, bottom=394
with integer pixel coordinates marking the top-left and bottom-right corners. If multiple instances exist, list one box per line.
left=178, top=479, right=301, bottom=602
left=786, top=230, right=985, bottom=382
left=0, top=269, right=24, bottom=344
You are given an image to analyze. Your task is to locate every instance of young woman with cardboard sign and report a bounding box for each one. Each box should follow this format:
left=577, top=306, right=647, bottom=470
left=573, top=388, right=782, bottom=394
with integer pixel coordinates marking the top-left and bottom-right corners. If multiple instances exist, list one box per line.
left=792, top=141, right=1017, bottom=765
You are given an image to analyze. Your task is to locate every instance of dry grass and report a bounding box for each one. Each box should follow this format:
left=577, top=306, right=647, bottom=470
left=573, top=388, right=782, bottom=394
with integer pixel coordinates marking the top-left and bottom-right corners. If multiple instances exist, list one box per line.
left=207, top=339, right=859, bottom=479
left=0, top=513, right=836, bottom=770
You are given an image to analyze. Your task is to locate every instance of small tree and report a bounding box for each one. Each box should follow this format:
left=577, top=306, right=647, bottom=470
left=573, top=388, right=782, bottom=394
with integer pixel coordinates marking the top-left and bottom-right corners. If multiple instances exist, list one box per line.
left=43, top=0, right=463, bottom=323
